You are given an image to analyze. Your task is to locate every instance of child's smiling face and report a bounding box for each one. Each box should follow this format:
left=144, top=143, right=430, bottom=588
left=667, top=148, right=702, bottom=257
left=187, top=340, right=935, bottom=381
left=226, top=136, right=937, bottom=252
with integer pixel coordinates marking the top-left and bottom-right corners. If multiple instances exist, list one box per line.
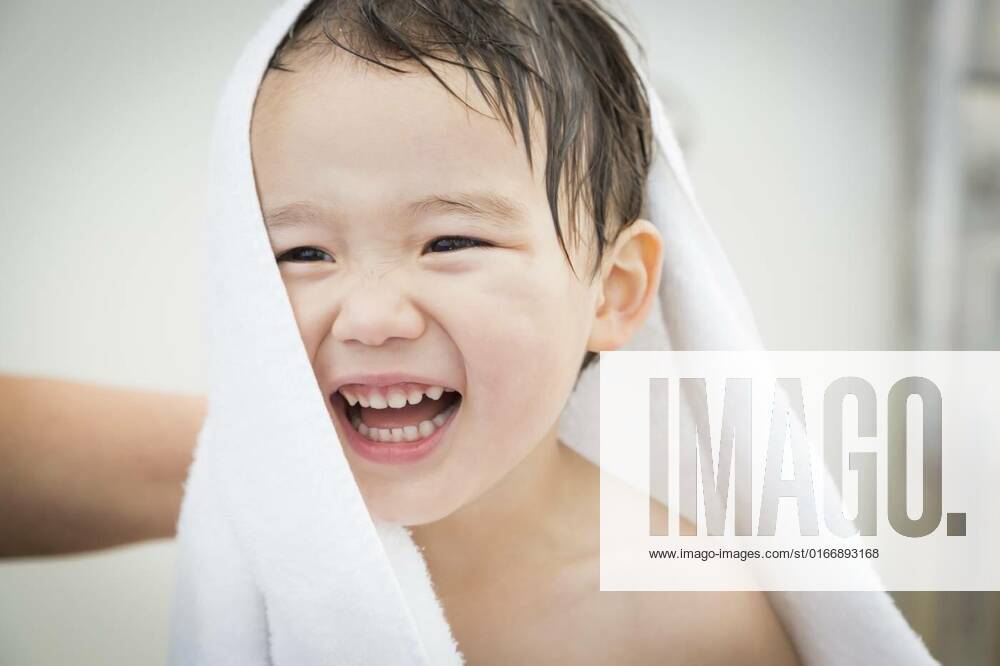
left=251, top=54, right=604, bottom=524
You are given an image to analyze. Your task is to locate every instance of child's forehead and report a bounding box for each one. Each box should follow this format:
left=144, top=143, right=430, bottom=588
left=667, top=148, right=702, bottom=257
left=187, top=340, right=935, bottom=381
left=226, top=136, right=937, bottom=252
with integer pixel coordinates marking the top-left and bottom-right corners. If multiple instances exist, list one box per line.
left=254, top=54, right=538, bottom=150
left=251, top=55, right=550, bottom=220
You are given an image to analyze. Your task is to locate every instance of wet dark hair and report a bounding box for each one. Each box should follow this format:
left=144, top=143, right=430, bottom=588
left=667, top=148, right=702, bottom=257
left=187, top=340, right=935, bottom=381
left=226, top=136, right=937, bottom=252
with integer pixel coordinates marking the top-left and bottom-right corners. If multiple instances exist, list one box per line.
left=267, top=0, right=653, bottom=374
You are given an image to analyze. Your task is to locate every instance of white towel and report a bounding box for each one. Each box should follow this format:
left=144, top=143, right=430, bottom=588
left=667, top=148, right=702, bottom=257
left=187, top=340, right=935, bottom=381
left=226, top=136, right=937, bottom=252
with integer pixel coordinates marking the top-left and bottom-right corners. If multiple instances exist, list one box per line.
left=169, top=1, right=938, bottom=664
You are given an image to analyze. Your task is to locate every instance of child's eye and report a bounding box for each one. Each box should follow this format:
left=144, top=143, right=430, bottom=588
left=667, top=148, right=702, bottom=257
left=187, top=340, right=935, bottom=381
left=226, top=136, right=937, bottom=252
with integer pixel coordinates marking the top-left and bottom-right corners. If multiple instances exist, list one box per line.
left=424, top=236, right=491, bottom=254
left=276, top=247, right=334, bottom=263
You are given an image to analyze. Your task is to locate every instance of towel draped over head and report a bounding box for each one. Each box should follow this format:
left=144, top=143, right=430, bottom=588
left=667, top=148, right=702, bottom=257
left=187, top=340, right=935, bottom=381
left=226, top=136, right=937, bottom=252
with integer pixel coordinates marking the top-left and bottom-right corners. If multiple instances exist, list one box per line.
left=169, top=0, right=938, bottom=663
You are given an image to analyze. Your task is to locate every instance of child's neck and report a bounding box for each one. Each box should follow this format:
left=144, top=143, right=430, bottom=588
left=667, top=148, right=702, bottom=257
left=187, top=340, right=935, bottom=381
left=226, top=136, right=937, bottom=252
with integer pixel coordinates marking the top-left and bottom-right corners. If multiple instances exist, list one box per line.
left=409, top=424, right=599, bottom=591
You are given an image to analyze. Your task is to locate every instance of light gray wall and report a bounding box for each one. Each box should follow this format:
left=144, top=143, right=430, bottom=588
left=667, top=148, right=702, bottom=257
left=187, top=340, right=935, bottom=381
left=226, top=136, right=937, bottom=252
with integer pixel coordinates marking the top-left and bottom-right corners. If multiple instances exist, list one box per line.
left=0, top=2, right=275, bottom=663
left=625, top=0, right=910, bottom=350
left=0, top=1, right=911, bottom=664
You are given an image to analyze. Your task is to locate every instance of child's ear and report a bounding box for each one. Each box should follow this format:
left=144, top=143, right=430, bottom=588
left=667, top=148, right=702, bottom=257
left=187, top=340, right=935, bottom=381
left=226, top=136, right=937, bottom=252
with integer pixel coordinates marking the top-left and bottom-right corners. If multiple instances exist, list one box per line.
left=587, top=218, right=663, bottom=354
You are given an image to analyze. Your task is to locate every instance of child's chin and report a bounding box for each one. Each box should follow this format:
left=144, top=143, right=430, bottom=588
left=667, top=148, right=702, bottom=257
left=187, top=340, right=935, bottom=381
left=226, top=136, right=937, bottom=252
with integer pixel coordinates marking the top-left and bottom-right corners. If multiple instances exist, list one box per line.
left=361, top=485, right=464, bottom=526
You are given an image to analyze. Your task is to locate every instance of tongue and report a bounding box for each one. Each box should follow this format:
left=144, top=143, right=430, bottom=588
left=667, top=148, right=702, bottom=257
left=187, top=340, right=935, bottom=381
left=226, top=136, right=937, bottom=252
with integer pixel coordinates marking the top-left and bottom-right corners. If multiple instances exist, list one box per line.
left=360, top=394, right=456, bottom=428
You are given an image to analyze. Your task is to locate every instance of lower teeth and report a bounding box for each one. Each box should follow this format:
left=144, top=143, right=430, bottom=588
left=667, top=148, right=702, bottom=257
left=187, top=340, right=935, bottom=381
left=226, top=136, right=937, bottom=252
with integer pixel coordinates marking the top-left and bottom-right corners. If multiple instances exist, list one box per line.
left=350, top=403, right=457, bottom=443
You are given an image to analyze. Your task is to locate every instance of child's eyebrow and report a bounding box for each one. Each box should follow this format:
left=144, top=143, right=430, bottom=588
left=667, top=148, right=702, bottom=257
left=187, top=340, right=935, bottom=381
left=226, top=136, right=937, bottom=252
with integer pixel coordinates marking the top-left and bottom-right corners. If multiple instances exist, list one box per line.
left=263, top=191, right=528, bottom=232
left=263, top=201, right=328, bottom=231
left=406, top=192, right=528, bottom=230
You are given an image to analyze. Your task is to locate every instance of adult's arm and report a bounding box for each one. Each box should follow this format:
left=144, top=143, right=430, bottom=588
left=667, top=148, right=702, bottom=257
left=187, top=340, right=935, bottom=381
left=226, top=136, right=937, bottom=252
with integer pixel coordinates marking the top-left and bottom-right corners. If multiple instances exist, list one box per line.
left=0, top=374, right=205, bottom=558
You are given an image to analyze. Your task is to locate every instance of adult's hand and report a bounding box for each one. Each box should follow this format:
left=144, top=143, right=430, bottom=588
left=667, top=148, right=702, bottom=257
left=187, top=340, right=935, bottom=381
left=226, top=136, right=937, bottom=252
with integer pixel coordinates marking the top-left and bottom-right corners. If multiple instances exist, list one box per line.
left=0, top=374, right=205, bottom=558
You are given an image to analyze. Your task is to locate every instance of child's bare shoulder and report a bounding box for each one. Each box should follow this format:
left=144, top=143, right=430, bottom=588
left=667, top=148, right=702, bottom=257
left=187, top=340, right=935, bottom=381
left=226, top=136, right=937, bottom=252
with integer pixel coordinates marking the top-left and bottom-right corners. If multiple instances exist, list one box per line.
left=546, top=450, right=800, bottom=664
left=549, top=546, right=799, bottom=665
left=609, top=588, right=800, bottom=665
left=576, top=484, right=799, bottom=665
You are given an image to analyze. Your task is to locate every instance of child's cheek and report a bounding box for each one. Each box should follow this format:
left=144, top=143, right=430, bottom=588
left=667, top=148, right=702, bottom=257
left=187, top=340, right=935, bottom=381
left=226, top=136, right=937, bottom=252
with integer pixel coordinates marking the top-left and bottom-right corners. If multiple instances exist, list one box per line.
left=443, top=263, right=584, bottom=440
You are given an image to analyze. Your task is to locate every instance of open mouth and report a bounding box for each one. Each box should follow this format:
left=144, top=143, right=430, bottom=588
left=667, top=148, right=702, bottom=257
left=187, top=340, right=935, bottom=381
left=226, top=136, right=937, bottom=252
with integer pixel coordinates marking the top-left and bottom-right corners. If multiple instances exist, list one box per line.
left=338, top=382, right=461, bottom=442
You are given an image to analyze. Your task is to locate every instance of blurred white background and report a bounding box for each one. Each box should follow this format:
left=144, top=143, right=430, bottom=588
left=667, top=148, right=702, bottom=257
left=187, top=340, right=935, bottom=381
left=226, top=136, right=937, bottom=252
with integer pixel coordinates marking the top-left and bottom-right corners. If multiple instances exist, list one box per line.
left=1, top=0, right=992, bottom=664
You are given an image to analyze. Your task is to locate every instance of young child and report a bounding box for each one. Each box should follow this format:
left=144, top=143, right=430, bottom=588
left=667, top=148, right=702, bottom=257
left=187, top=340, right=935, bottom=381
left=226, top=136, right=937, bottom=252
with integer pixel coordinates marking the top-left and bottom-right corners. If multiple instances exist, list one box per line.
left=249, top=0, right=798, bottom=663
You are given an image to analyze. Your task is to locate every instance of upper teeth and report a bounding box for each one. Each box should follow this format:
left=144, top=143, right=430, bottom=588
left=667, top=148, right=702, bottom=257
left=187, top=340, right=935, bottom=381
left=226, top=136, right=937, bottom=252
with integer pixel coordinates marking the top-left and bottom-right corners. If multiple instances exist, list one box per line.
left=338, top=383, right=454, bottom=409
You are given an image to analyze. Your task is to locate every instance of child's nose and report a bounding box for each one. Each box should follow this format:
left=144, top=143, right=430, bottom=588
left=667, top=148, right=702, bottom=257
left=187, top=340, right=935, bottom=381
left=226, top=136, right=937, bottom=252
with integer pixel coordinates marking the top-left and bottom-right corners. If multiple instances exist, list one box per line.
left=330, top=271, right=425, bottom=347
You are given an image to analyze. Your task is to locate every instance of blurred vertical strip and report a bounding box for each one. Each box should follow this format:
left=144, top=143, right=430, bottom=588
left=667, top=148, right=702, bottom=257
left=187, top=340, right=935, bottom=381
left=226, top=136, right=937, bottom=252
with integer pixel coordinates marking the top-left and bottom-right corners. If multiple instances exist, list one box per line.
left=912, top=0, right=972, bottom=350
left=896, top=2, right=1000, bottom=665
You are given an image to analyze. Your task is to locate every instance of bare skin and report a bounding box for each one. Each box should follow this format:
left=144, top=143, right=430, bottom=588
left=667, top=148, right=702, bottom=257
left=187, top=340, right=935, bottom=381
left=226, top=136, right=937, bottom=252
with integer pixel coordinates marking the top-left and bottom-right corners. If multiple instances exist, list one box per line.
left=2, top=376, right=798, bottom=662
left=411, top=425, right=801, bottom=665
left=0, top=374, right=202, bottom=558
